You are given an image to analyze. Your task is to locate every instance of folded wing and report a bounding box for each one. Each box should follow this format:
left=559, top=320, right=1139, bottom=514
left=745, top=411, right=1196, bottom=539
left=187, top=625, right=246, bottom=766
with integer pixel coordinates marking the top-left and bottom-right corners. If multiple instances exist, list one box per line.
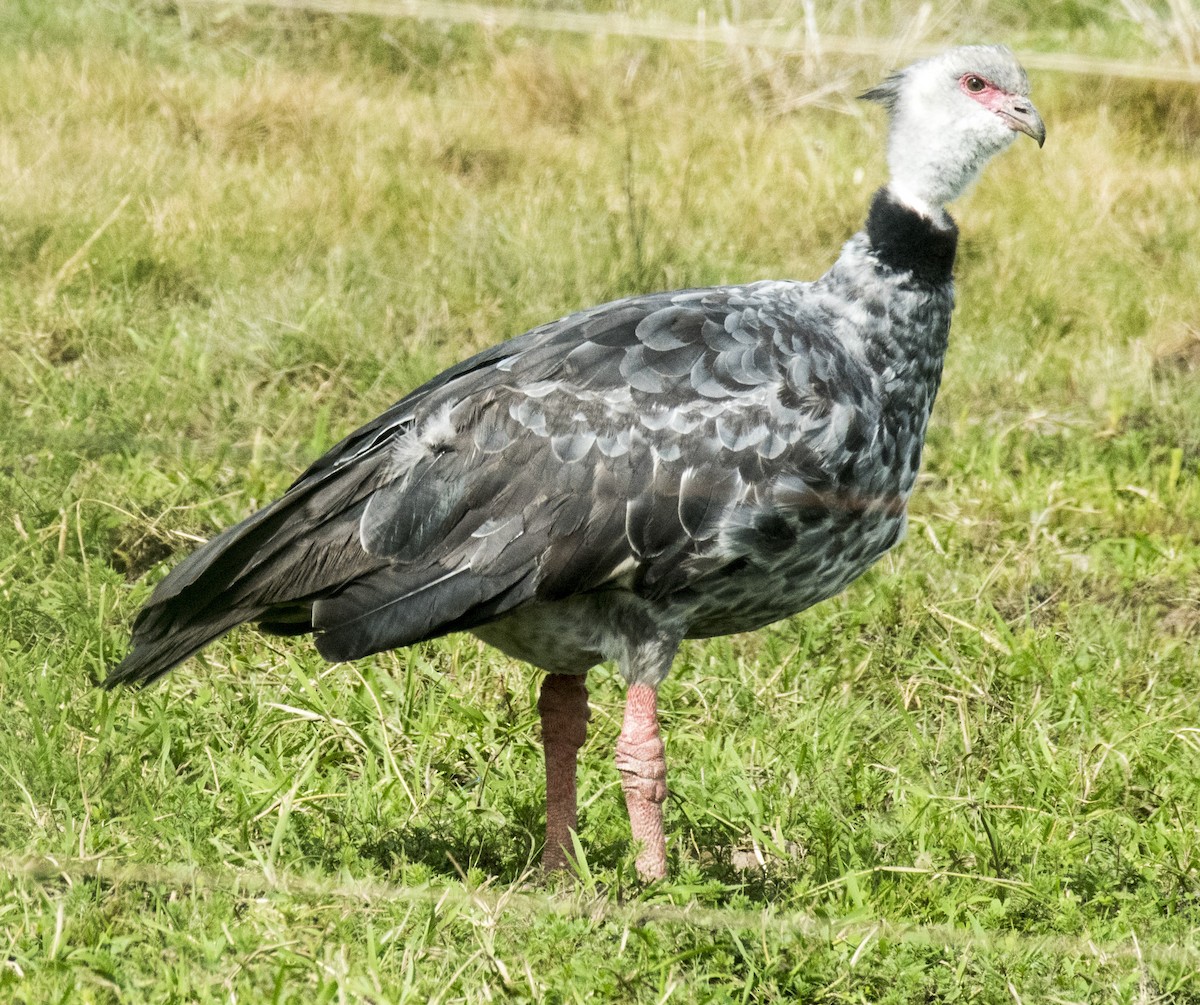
left=106, top=284, right=863, bottom=686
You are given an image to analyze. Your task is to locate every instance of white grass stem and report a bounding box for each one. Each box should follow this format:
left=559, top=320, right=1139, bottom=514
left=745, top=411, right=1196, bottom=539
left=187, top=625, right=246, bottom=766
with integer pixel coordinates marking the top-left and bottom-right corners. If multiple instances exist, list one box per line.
left=40, top=192, right=132, bottom=305
left=8, top=853, right=1198, bottom=969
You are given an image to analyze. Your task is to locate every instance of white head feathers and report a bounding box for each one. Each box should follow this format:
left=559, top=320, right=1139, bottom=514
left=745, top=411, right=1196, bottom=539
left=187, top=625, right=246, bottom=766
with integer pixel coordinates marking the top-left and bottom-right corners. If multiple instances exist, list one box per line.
left=862, top=45, right=1044, bottom=220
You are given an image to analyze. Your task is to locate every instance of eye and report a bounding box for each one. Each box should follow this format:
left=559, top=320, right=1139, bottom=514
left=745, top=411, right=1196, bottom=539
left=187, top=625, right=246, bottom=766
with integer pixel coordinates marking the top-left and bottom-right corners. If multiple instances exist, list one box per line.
left=964, top=74, right=987, bottom=93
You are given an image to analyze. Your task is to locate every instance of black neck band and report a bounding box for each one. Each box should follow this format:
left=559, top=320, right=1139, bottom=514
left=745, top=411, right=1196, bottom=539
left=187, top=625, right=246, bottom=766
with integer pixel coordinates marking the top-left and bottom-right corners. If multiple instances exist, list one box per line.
left=866, top=189, right=958, bottom=285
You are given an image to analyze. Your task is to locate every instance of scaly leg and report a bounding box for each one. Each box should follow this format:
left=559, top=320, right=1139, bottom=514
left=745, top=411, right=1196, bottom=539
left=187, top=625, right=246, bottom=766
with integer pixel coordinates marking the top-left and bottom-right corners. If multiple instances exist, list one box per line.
left=538, top=672, right=590, bottom=871
left=615, top=683, right=667, bottom=880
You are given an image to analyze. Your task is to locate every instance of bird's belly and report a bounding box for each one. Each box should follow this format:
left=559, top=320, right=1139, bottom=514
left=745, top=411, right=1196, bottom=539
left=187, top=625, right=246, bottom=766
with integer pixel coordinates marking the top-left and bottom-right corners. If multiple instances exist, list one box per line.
left=680, top=508, right=908, bottom=638
left=472, top=607, right=603, bottom=675
left=472, top=507, right=909, bottom=669
left=472, top=590, right=685, bottom=676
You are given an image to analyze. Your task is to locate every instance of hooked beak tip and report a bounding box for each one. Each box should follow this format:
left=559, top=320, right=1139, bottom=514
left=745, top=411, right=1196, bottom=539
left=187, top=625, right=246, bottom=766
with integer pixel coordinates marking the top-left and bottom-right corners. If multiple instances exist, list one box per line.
left=1005, top=102, right=1046, bottom=148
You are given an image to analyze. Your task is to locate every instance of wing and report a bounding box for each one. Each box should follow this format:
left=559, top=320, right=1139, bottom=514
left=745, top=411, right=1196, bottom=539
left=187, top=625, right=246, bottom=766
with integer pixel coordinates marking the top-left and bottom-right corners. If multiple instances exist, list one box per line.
left=307, top=281, right=881, bottom=659
left=107, top=282, right=878, bottom=684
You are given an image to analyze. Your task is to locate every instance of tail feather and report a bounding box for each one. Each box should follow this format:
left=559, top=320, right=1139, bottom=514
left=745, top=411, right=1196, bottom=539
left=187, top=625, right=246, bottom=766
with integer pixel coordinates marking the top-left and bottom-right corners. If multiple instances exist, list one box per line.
left=104, top=456, right=387, bottom=688
left=102, top=604, right=261, bottom=688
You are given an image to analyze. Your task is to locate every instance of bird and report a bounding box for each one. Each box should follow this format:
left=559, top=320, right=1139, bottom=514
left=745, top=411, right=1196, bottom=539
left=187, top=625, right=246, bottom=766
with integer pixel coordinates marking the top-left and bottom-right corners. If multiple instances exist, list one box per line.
left=106, top=45, right=1044, bottom=881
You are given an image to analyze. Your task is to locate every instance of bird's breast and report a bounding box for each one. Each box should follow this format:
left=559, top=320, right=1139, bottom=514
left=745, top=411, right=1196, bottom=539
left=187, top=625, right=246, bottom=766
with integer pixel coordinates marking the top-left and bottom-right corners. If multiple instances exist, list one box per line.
left=676, top=503, right=907, bottom=638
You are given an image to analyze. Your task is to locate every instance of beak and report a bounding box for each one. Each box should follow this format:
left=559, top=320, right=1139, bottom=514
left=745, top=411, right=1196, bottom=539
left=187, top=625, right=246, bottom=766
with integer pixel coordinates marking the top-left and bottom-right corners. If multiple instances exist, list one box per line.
left=1000, top=97, right=1046, bottom=148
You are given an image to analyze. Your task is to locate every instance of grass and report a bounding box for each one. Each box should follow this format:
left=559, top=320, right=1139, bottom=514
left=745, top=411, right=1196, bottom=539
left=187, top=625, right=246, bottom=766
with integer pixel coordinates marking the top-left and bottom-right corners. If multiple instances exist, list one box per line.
left=1, top=0, right=1199, bottom=1000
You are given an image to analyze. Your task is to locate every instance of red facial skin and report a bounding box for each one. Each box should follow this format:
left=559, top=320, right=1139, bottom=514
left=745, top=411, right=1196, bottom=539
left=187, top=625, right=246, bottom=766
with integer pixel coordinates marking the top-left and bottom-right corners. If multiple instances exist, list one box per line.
left=960, top=73, right=1006, bottom=107
left=957, top=72, right=1045, bottom=148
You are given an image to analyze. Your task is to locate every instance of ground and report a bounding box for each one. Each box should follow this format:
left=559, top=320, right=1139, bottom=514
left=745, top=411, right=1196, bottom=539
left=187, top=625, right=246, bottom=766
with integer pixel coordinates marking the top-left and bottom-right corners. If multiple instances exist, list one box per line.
left=1, top=1, right=1199, bottom=1001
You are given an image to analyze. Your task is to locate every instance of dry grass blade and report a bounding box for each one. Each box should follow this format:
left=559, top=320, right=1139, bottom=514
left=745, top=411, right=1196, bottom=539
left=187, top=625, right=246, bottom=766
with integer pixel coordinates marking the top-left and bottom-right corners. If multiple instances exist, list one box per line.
left=39, top=193, right=132, bottom=305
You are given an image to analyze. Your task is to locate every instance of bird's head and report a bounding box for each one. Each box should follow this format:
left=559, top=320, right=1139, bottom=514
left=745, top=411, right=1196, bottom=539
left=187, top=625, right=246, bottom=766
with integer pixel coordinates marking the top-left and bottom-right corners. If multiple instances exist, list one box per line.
left=861, top=45, right=1044, bottom=221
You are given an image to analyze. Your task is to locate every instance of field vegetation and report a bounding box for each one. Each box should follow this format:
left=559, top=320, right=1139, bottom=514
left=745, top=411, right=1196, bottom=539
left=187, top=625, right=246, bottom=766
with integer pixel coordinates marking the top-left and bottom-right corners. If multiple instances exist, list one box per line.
left=2, top=0, right=1200, bottom=1000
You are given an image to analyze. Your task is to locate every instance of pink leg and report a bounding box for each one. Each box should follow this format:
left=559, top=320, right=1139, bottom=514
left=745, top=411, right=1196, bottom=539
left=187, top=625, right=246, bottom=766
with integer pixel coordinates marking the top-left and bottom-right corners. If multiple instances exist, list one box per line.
left=538, top=673, right=590, bottom=872
left=615, top=683, right=667, bottom=880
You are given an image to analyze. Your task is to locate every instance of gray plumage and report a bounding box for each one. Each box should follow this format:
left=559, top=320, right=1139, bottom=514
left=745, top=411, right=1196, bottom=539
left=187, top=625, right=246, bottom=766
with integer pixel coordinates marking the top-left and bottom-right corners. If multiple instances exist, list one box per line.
left=108, top=44, right=1045, bottom=692
left=107, top=252, right=950, bottom=687
left=105, top=42, right=1043, bottom=877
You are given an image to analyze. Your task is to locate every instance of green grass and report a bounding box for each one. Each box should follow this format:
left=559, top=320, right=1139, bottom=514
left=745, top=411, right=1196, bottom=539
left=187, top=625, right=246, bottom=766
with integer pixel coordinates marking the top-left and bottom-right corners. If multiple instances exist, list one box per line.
left=2, top=1, right=1200, bottom=1000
